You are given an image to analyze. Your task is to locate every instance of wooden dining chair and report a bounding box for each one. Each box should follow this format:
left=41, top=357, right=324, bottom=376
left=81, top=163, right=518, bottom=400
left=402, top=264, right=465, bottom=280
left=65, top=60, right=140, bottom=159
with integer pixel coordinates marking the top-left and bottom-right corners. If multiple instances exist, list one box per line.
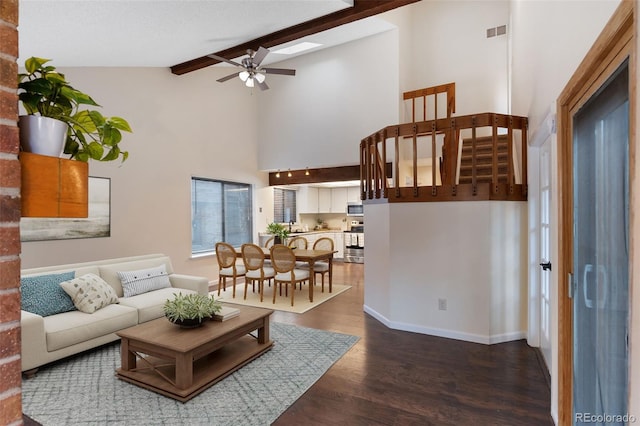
left=262, top=236, right=275, bottom=269
left=215, top=242, right=246, bottom=298
left=287, top=236, right=308, bottom=270
left=241, top=243, right=275, bottom=302
left=311, top=237, right=334, bottom=292
left=270, top=244, right=309, bottom=306
left=264, top=236, right=275, bottom=249
left=287, top=236, right=308, bottom=249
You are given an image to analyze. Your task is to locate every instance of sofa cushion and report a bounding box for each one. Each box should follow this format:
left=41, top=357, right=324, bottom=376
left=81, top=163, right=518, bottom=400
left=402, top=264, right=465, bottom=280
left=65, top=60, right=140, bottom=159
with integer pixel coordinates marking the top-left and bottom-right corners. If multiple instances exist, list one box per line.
left=45, top=304, right=138, bottom=352
left=21, top=272, right=76, bottom=317
left=117, top=264, right=171, bottom=297
left=119, top=287, right=198, bottom=323
left=99, top=257, right=174, bottom=297
left=59, top=273, right=120, bottom=314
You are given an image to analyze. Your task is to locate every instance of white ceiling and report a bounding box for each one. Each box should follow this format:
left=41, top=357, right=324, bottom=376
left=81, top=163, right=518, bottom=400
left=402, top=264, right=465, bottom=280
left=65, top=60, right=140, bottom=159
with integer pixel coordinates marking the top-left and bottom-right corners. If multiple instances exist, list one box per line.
left=18, top=0, right=395, bottom=68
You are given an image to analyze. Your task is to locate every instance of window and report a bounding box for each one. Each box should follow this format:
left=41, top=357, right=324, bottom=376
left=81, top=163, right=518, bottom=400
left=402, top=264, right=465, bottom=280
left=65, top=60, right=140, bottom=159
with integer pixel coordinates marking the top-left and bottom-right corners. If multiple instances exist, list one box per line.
left=191, top=177, right=252, bottom=254
left=273, top=188, right=296, bottom=223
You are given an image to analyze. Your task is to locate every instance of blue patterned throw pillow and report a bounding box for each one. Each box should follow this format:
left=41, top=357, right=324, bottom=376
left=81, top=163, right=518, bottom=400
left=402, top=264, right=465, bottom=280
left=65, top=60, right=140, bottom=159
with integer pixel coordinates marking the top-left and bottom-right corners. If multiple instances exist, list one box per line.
left=21, top=271, right=77, bottom=317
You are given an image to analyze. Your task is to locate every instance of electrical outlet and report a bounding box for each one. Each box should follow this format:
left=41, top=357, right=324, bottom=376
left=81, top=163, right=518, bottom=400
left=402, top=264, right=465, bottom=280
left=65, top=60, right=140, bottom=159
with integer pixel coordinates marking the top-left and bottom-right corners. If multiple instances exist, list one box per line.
left=438, top=298, right=447, bottom=311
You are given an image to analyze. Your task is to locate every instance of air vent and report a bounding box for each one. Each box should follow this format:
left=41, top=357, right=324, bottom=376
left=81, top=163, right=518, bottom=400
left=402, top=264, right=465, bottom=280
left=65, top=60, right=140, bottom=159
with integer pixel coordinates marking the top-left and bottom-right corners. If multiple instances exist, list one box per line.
left=486, top=24, right=507, bottom=38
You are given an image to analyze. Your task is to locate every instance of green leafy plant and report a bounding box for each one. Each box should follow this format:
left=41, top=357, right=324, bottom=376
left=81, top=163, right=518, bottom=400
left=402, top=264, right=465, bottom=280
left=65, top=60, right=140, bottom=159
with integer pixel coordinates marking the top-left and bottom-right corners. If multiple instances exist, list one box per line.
left=266, top=222, right=289, bottom=242
left=18, top=56, right=132, bottom=162
left=163, top=293, right=222, bottom=323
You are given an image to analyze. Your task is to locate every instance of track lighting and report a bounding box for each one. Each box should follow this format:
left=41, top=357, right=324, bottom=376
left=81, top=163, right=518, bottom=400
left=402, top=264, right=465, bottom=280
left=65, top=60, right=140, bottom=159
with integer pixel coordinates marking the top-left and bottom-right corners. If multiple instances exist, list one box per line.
left=275, top=170, right=280, bottom=178
left=287, top=170, right=292, bottom=177
left=305, top=167, right=310, bottom=176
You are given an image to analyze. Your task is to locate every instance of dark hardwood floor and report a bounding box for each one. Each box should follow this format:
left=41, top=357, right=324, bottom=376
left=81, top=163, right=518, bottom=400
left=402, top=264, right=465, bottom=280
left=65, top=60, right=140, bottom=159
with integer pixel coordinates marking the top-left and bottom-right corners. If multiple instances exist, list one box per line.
left=22, top=262, right=552, bottom=425
left=272, top=262, right=554, bottom=425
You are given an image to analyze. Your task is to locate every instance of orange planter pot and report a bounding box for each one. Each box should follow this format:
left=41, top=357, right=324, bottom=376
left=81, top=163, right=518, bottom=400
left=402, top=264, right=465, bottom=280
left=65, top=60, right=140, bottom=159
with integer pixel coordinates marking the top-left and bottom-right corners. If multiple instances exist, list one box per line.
left=20, top=152, right=89, bottom=218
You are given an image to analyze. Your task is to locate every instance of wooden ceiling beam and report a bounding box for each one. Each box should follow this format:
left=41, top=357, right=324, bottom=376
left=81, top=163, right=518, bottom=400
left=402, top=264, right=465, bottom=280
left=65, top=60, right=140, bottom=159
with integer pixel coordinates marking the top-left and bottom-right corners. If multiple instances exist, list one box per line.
left=269, top=165, right=360, bottom=186
left=170, top=0, right=420, bottom=75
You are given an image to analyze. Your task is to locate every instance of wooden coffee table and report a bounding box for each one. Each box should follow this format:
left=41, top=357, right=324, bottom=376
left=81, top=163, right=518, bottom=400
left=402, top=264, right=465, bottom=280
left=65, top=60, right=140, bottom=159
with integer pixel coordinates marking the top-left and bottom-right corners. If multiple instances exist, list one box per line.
left=115, top=304, right=273, bottom=402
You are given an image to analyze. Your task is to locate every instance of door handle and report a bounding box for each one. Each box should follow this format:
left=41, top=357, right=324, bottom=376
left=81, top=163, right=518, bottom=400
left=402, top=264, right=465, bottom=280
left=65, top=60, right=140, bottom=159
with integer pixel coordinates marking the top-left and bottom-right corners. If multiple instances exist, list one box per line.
left=583, top=264, right=594, bottom=309
left=540, top=261, right=552, bottom=271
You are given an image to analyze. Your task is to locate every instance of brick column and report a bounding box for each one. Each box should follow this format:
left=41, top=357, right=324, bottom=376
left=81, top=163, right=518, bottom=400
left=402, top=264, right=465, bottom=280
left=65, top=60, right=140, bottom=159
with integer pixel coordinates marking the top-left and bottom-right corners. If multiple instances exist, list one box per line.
left=0, top=1, right=22, bottom=425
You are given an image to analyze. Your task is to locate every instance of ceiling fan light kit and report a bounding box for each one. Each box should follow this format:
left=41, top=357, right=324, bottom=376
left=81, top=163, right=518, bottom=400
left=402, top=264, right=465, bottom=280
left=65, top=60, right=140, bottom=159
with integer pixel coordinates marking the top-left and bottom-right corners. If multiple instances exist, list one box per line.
left=210, top=46, right=296, bottom=91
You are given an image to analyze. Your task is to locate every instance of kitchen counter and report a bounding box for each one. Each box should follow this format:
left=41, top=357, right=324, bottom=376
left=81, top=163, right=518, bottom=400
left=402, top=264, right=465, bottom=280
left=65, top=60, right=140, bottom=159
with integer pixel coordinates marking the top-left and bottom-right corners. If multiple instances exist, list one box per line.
left=258, top=229, right=343, bottom=237
left=258, top=230, right=346, bottom=259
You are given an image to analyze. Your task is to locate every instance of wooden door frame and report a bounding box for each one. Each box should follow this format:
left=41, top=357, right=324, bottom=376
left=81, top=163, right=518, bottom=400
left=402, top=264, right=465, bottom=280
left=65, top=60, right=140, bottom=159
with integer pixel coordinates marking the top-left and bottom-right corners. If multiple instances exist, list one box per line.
left=556, top=1, right=636, bottom=424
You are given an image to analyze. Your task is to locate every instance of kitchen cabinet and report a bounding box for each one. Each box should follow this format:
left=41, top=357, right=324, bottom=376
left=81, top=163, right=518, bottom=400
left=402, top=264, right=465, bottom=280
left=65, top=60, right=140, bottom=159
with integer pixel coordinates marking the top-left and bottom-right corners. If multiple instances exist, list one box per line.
left=298, top=185, right=361, bottom=215
left=347, top=186, right=361, bottom=203
left=297, top=186, right=318, bottom=214
left=318, top=188, right=332, bottom=213
left=332, top=232, right=344, bottom=259
left=330, top=188, right=348, bottom=213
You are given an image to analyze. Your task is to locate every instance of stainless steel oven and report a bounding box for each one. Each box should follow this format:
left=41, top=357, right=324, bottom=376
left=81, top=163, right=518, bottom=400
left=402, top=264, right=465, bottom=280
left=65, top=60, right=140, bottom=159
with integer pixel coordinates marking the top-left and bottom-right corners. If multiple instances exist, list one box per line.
left=344, top=226, right=364, bottom=263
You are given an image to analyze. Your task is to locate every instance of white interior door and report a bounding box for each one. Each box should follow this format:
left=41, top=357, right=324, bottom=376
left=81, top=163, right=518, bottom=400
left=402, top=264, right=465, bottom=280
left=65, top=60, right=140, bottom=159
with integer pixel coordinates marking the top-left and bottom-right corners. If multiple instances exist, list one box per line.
left=538, top=137, right=552, bottom=369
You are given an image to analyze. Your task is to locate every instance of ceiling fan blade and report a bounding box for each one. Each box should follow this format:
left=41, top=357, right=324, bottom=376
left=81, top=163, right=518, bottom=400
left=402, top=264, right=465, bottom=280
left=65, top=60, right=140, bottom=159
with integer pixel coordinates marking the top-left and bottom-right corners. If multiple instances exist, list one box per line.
left=257, top=80, right=269, bottom=91
left=252, top=47, right=270, bottom=66
left=262, top=67, right=296, bottom=76
left=207, top=54, right=243, bottom=67
left=217, top=72, right=240, bottom=83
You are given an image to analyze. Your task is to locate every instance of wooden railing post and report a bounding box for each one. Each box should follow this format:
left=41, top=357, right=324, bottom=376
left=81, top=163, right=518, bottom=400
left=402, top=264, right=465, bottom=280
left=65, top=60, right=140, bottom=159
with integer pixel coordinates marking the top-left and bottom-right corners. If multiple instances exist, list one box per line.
left=382, top=129, right=387, bottom=199
left=431, top=121, right=437, bottom=196
left=471, top=116, right=478, bottom=195
left=374, top=132, right=381, bottom=199
left=492, top=115, right=499, bottom=194
left=507, top=116, right=514, bottom=193
left=412, top=124, right=418, bottom=197
left=394, top=127, right=400, bottom=198
left=448, top=118, right=458, bottom=187
left=522, top=118, right=528, bottom=196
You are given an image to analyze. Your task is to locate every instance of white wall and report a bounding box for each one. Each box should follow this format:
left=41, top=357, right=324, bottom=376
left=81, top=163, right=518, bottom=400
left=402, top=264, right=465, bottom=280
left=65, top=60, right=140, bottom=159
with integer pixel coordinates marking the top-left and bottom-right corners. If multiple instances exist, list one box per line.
left=20, top=66, right=267, bottom=282
left=363, top=203, right=391, bottom=319
left=256, top=29, right=400, bottom=171
left=403, top=0, right=511, bottom=116
left=364, top=201, right=527, bottom=343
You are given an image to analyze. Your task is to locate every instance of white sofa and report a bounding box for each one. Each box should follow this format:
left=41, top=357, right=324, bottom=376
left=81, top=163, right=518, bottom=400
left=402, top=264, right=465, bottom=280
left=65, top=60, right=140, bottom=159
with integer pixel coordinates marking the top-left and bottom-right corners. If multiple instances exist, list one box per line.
left=21, top=253, right=209, bottom=373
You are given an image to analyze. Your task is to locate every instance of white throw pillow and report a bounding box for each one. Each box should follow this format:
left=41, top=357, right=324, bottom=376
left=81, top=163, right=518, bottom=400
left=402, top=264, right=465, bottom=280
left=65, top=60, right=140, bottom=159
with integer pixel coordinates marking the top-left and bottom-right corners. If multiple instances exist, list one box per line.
left=117, top=264, right=171, bottom=297
left=59, top=273, right=119, bottom=314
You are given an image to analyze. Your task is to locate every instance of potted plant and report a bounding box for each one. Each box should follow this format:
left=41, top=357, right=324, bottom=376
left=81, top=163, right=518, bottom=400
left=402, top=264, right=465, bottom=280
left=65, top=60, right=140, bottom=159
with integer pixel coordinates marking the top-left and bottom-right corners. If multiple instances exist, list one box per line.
left=163, top=293, right=222, bottom=328
left=266, top=222, right=289, bottom=244
left=18, top=56, right=132, bottom=162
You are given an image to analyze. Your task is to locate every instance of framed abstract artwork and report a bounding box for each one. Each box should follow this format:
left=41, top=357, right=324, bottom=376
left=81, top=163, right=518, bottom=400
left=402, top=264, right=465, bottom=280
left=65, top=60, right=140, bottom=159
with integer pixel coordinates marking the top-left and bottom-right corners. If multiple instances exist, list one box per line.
left=20, top=177, right=111, bottom=242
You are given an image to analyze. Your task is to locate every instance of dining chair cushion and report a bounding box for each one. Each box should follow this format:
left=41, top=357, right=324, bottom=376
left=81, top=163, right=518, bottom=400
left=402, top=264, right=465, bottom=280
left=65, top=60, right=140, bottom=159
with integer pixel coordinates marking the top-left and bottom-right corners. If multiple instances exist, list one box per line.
left=246, top=267, right=275, bottom=279
left=311, top=262, right=329, bottom=272
left=275, top=269, right=309, bottom=282
left=220, top=265, right=246, bottom=276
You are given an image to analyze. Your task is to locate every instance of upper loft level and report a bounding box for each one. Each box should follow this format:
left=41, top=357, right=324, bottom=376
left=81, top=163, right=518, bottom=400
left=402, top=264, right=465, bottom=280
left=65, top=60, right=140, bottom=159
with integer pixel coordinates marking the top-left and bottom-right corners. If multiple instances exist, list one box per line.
left=359, top=82, right=528, bottom=203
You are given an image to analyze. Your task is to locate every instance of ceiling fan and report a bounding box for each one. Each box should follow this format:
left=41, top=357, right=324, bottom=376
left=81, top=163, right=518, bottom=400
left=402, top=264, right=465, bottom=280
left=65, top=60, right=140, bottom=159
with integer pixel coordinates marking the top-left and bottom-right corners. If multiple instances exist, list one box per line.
left=209, top=47, right=296, bottom=90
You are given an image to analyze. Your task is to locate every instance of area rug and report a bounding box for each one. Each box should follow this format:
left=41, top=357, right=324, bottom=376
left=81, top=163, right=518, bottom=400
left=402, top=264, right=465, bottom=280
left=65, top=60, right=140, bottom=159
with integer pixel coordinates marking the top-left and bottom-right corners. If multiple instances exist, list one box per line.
left=22, top=323, right=359, bottom=426
left=214, top=283, right=352, bottom=314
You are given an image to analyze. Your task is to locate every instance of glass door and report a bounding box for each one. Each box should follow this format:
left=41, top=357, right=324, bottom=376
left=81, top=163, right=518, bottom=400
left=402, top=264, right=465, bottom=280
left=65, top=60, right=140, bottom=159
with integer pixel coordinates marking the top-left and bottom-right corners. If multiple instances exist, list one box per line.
left=572, top=60, right=629, bottom=425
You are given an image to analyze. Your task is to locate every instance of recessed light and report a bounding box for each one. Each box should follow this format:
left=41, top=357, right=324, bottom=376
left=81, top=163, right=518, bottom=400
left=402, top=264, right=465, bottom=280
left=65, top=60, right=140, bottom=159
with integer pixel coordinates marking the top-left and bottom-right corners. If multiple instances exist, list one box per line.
left=272, top=42, right=322, bottom=55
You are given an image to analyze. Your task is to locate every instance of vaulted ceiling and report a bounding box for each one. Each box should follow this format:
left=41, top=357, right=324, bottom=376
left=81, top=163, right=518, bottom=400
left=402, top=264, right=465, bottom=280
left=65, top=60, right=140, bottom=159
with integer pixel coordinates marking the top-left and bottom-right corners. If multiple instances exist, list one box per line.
left=18, top=0, right=419, bottom=71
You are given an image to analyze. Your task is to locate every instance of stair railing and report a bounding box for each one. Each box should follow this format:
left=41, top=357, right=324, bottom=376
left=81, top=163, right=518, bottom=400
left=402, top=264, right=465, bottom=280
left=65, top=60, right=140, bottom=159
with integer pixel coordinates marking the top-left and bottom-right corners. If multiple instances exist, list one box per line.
left=360, top=112, right=528, bottom=202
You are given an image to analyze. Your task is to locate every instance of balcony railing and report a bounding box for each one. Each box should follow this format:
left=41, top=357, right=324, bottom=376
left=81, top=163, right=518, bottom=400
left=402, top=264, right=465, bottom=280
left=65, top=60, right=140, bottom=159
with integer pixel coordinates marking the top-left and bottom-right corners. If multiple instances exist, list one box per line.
left=360, top=85, right=528, bottom=203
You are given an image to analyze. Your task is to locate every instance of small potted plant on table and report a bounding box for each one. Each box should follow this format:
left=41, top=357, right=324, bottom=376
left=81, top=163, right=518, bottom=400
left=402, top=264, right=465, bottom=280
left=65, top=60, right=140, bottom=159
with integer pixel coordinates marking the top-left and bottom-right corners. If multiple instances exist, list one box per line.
left=163, top=293, right=222, bottom=328
left=266, top=222, right=290, bottom=244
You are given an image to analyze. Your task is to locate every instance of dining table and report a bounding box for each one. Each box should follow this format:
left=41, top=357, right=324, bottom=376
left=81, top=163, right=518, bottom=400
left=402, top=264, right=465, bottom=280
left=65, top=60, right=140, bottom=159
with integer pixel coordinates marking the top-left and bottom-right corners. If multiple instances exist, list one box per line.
left=235, top=246, right=335, bottom=303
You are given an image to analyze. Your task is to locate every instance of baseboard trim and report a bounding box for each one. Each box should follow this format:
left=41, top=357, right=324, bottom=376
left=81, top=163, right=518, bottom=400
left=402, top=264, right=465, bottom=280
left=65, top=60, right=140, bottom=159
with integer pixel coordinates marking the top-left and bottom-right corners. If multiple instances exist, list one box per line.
left=363, top=304, right=526, bottom=345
